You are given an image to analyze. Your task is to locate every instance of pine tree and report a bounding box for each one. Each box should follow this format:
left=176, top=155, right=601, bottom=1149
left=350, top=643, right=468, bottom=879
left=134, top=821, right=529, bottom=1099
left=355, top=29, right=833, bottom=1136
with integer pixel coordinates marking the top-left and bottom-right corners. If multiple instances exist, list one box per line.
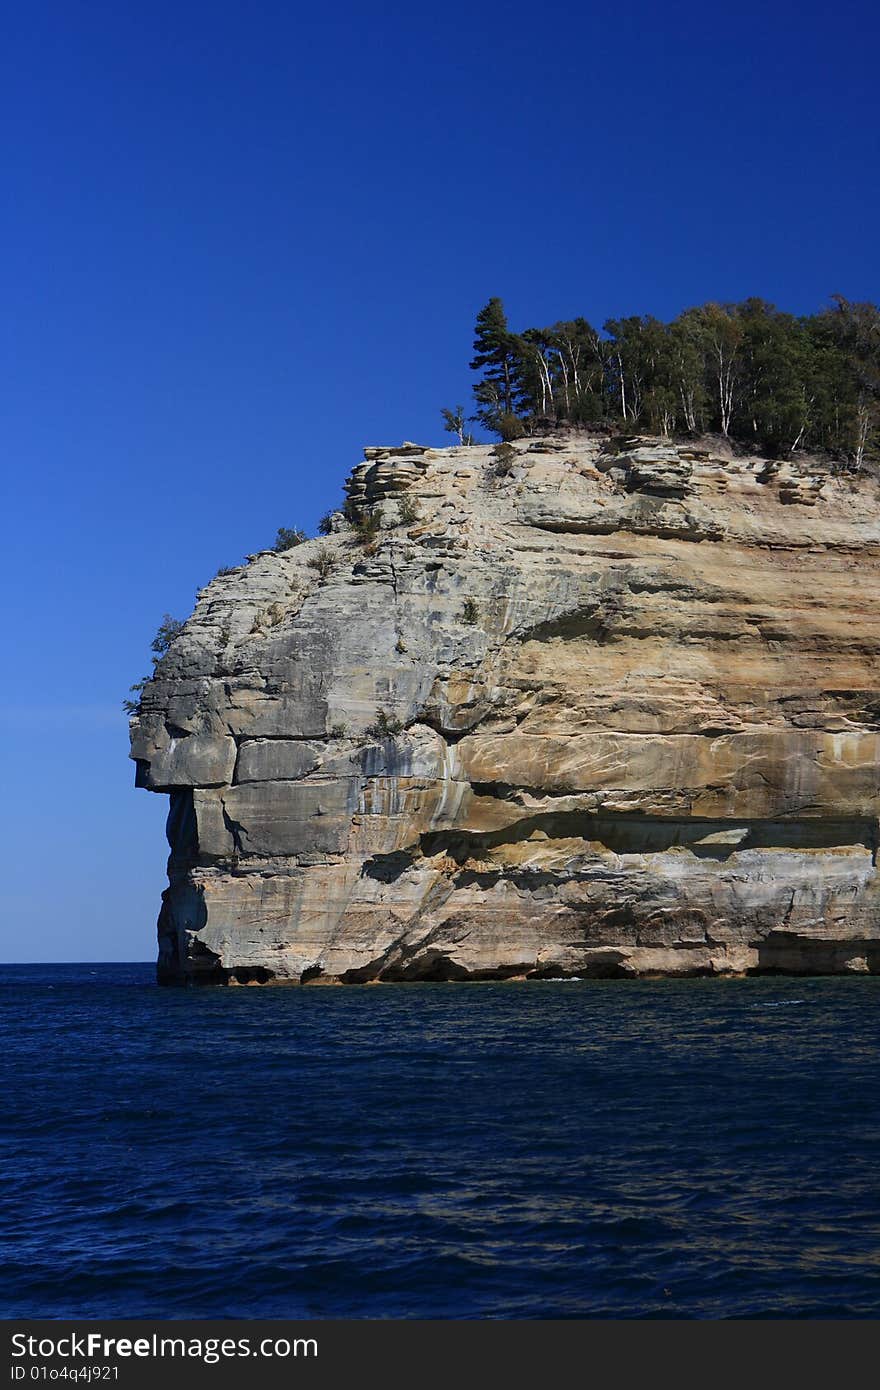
left=470, top=298, right=526, bottom=436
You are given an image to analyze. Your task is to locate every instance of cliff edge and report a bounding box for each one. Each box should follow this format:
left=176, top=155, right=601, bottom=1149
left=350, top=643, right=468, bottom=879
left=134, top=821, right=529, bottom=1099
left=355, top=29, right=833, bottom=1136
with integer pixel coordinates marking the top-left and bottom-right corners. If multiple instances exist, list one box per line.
left=130, top=434, right=880, bottom=981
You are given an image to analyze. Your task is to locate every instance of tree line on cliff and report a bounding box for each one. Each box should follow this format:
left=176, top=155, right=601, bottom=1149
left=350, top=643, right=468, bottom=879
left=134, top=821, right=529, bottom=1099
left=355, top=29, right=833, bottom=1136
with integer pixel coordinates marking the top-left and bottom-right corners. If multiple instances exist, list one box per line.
left=450, top=296, right=880, bottom=466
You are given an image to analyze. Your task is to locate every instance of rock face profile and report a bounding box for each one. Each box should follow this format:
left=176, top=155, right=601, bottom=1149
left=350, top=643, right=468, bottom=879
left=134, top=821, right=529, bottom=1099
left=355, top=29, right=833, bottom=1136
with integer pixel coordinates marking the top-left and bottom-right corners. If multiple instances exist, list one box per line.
left=130, top=434, right=880, bottom=982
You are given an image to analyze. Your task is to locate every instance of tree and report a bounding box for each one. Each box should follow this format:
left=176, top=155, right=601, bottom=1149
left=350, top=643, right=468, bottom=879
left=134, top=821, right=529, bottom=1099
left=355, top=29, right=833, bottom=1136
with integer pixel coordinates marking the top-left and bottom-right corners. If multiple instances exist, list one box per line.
left=549, top=318, right=605, bottom=422
left=470, top=298, right=527, bottom=434
left=804, top=311, right=853, bottom=455
left=520, top=327, right=557, bottom=420
left=603, top=315, right=673, bottom=430
left=440, top=405, right=473, bottom=445
left=699, top=303, right=743, bottom=436
left=273, top=526, right=307, bottom=551
left=604, top=316, right=646, bottom=423
left=826, top=296, right=880, bottom=468
left=126, top=614, right=185, bottom=714
left=669, top=310, right=710, bottom=432
left=732, top=301, right=814, bottom=453
left=151, top=615, right=185, bottom=659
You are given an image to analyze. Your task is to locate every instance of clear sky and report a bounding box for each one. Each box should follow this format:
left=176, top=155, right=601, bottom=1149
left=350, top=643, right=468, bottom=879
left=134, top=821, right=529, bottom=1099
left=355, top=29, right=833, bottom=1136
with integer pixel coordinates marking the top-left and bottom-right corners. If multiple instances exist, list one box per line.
left=3, top=0, right=878, bottom=961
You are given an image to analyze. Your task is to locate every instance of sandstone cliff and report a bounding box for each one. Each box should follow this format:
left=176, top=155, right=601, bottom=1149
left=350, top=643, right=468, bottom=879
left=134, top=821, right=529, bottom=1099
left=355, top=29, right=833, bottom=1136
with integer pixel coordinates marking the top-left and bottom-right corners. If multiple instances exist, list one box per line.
left=130, top=434, right=880, bottom=981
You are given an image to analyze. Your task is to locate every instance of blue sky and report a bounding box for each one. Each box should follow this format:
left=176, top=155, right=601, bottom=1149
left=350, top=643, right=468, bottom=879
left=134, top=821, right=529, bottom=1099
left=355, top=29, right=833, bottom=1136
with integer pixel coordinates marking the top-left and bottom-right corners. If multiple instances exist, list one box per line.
left=3, top=0, right=878, bottom=961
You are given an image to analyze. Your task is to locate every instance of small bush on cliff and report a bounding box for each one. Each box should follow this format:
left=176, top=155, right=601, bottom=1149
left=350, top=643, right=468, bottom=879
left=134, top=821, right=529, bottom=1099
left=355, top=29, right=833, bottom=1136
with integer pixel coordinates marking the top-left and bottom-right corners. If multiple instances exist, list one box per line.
left=398, top=494, right=420, bottom=525
left=123, top=678, right=149, bottom=716
left=491, top=442, right=518, bottom=477
left=274, top=526, right=307, bottom=552
left=352, top=509, right=382, bottom=543
left=497, top=412, right=527, bottom=442
left=461, top=597, right=479, bottom=624
left=307, top=544, right=337, bottom=579
left=317, top=511, right=335, bottom=536
left=364, top=709, right=403, bottom=739
left=125, top=614, right=185, bottom=715
left=151, top=614, right=185, bottom=658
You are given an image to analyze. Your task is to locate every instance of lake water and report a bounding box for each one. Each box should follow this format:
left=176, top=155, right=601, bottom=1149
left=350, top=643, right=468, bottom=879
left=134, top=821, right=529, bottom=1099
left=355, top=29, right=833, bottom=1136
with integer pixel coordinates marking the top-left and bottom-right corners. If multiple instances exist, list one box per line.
left=2, top=963, right=879, bottom=1318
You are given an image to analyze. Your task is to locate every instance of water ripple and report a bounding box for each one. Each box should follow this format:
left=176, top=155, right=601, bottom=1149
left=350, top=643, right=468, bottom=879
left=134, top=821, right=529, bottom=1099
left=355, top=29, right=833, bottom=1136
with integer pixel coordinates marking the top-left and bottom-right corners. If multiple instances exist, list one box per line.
left=2, top=965, right=880, bottom=1317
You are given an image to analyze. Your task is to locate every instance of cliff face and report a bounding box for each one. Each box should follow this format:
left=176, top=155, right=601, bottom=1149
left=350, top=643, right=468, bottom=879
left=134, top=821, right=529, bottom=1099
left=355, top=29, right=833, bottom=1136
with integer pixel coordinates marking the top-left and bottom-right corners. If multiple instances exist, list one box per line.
left=131, top=434, right=880, bottom=982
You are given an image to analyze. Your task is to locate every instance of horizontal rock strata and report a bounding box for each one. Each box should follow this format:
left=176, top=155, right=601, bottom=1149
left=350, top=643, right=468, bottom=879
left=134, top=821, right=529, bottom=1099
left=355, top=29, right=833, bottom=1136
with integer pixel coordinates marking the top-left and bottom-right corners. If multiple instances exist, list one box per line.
left=130, top=434, right=880, bottom=981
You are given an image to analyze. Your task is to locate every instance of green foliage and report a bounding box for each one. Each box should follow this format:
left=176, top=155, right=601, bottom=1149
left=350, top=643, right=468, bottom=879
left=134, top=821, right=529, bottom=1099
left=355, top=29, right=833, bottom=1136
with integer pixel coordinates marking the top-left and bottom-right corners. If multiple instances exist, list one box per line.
left=127, top=614, right=182, bottom=713
left=274, top=526, right=307, bottom=551
left=317, top=511, right=335, bottom=536
left=352, top=509, right=382, bottom=543
left=215, top=565, right=239, bottom=578
left=461, top=597, right=479, bottom=624
left=151, top=614, right=185, bottom=659
left=329, top=722, right=348, bottom=738
left=465, top=295, right=880, bottom=463
left=307, top=544, right=337, bottom=579
left=497, top=412, right=526, bottom=441
left=364, top=709, right=404, bottom=739
left=123, top=678, right=149, bottom=716
left=398, top=494, right=420, bottom=525
left=470, top=298, right=529, bottom=434
left=491, top=442, right=518, bottom=475
left=440, top=404, right=474, bottom=445
left=127, top=613, right=185, bottom=713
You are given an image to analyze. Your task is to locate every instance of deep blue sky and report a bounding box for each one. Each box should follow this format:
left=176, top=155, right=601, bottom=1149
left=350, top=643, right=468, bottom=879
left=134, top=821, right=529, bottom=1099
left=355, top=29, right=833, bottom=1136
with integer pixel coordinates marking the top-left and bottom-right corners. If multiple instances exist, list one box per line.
left=3, top=0, right=878, bottom=961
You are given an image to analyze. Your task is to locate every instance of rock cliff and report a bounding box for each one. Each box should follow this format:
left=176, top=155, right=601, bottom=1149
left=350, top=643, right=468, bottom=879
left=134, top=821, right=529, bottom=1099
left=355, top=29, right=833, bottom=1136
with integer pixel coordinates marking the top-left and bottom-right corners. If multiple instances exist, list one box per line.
left=130, top=434, right=880, bottom=981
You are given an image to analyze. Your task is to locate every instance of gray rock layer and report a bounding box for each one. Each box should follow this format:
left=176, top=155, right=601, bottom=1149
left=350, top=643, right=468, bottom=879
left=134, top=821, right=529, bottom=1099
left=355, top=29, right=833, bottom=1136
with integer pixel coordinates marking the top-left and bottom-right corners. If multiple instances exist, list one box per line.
left=130, top=435, right=880, bottom=982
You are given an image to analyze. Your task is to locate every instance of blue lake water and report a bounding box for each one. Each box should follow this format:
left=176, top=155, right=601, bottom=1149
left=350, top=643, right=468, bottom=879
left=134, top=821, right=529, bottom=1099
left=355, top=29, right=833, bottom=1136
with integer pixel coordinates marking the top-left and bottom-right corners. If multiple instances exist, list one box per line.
left=2, top=963, right=880, bottom=1318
